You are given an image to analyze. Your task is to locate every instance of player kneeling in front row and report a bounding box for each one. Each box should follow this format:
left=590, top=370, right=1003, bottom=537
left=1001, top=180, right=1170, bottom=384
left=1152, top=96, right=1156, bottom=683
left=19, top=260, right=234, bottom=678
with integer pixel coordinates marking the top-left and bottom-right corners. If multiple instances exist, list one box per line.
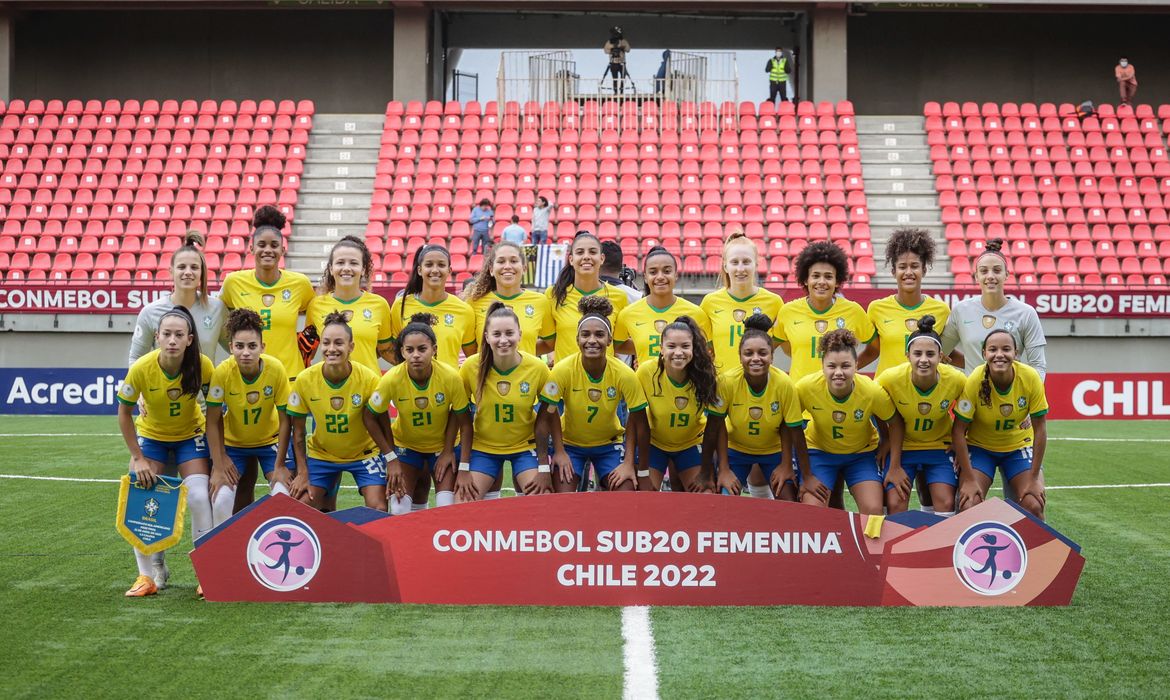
left=876, top=315, right=966, bottom=516
left=705, top=313, right=808, bottom=500
left=952, top=329, right=1048, bottom=519
left=365, top=313, right=472, bottom=513
left=287, top=311, right=387, bottom=511
left=795, top=329, right=901, bottom=515
left=542, top=296, right=649, bottom=492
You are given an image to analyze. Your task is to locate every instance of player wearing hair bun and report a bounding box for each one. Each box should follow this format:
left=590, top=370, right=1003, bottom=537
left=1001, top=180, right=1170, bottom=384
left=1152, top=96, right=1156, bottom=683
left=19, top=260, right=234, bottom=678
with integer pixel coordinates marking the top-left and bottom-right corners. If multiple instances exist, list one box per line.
left=705, top=313, right=806, bottom=500
left=952, top=329, right=1048, bottom=519
left=458, top=302, right=554, bottom=501
left=773, top=241, right=875, bottom=382
left=365, top=313, right=472, bottom=514
left=614, top=246, right=712, bottom=366
left=286, top=312, right=387, bottom=511
left=542, top=296, right=649, bottom=492
left=389, top=244, right=477, bottom=367
left=305, top=236, right=394, bottom=372
left=700, top=232, right=784, bottom=373
left=635, top=316, right=720, bottom=492
left=463, top=241, right=554, bottom=357
left=205, top=309, right=293, bottom=509
left=876, top=315, right=966, bottom=515
left=795, top=329, right=898, bottom=515
left=545, top=231, right=630, bottom=362
left=219, top=206, right=315, bottom=375
left=862, top=228, right=952, bottom=375
left=117, top=306, right=216, bottom=597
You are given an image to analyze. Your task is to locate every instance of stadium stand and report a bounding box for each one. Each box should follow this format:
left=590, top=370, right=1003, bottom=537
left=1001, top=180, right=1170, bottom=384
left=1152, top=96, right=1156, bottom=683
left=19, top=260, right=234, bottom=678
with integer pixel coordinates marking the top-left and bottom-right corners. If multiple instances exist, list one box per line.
left=928, top=100, right=1170, bottom=287
left=0, top=98, right=312, bottom=282
left=364, top=99, right=873, bottom=288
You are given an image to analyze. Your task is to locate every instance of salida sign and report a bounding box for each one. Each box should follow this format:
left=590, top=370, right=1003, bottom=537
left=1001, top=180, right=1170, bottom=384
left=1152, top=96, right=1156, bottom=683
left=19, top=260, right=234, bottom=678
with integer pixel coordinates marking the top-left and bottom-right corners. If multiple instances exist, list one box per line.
left=192, top=494, right=1084, bottom=607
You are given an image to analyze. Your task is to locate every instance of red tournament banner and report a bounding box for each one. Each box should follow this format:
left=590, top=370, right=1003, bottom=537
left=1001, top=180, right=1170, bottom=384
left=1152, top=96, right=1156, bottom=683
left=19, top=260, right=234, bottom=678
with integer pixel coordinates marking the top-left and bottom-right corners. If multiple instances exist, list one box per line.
left=1046, top=373, right=1170, bottom=419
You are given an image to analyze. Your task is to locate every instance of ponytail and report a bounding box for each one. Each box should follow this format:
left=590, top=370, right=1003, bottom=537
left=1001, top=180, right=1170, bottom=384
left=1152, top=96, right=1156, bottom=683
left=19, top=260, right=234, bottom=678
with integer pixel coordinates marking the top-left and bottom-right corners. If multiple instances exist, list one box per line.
left=642, top=246, right=678, bottom=296
left=979, top=328, right=1016, bottom=407
left=475, top=302, right=520, bottom=403
left=160, top=306, right=204, bottom=397
left=552, top=231, right=601, bottom=307
left=173, top=231, right=209, bottom=299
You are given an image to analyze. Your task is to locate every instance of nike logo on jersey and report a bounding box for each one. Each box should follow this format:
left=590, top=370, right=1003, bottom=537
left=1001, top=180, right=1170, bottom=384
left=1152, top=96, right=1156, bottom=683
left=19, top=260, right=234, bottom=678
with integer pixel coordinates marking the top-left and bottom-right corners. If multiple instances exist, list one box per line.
left=898, top=400, right=908, bottom=405
left=793, top=320, right=804, bottom=325
left=230, top=392, right=240, bottom=396
left=238, top=292, right=249, bottom=296
left=964, top=320, right=975, bottom=324
left=635, top=321, right=648, bottom=326
left=810, top=405, right=822, bottom=410
left=711, top=309, right=724, bottom=314
left=571, top=388, right=583, bottom=392
left=310, top=397, right=321, bottom=402
left=148, top=388, right=158, bottom=392
left=883, top=319, right=893, bottom=324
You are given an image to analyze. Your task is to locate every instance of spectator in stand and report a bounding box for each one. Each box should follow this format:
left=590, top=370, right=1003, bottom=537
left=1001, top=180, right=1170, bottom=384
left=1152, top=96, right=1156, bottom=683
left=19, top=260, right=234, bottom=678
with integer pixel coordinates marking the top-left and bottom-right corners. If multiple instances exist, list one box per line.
left=1115, top=58, right=1137, bottom=106
left=603, top=26, right=631, bottom=95
left=766, top=47, right=793, bottom=105
left=469, top=199, right=494, bottom=256
left=501, top=215, right=527, bottom=246
left=654, top=50, right=672, bottom=95
left=531, top=196, right=552, bottom=245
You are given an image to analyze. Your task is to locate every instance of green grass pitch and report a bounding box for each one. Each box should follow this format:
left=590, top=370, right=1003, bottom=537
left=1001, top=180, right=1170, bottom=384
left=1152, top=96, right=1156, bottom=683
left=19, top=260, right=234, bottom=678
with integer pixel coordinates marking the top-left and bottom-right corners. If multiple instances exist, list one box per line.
left=1, top=416, right=1167, bottom=698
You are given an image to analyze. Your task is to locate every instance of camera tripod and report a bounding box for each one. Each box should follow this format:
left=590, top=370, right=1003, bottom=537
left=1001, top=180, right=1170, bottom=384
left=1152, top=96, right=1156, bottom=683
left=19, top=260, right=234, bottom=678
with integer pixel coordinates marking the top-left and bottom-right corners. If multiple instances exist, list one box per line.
left=601, top=61, right=635, bottom=95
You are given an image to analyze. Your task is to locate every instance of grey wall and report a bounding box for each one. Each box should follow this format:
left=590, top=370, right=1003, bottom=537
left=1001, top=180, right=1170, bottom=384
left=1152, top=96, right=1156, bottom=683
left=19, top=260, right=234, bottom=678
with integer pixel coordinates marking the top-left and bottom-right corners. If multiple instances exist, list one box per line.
left=13, top=9, right=396, bottom=113
left=848, top=11, right=1170, bottom=114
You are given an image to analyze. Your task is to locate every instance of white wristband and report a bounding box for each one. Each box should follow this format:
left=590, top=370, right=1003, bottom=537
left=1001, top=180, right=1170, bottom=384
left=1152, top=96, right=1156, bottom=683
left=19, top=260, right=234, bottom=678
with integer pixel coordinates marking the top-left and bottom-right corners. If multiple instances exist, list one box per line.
left=537, top=463, right=551, bottom=474
left=458, top=462, right=471, bottom=472
left=636, top=469, right=650, bottom=478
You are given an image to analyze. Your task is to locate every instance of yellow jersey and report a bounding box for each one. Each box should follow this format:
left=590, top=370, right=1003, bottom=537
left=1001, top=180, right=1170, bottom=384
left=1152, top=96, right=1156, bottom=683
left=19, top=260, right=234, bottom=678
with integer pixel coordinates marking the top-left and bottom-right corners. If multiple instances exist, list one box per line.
left=287, top=362, right=381, bottom=462
left=866, top=294, right=952, bottom=376
left=544, top=284, right=630, bottom=361
left=614, top=297, right=713, bottom=367
left=389, top=292, right=477, bottom=368
left=460, top=352, right=550, bottom=454
left=708, top=365, right=804, bottom=455
left=117, top=350, right=215, bottom=442
left=955, top=361, right=1049, bottom=452
left=219, top=269, right=315, bottom=375
left=470, top=290, right=554, bottom=357
left=206, top=355, right=291, bottom=448
left=539, top=354, right=647, bottom=448
left=368, top=360, right=469, bottom=454
left=636, top=361, right=708, bottom=450
left=876, top=363, right=966, bottom=451
left=700, top=288, right=785, bottom=373
left=773, top=296, right=876, bottom=381
left=306, top=292, right=393, bottom=373
left=796, top=372, right=895, bottom=454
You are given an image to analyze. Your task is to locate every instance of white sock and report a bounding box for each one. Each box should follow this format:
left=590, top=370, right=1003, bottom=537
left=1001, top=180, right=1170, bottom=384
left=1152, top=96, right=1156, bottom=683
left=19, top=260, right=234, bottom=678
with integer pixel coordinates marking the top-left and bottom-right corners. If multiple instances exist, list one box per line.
left=410, top=502, right=428, bottom=512
left=748, top=483, right=774, bottom=499
left=151, top=551, right=165, bottom=566
left=484, top=490, right=501, bottom=500
left=389, top=494, right=413, bottom=516
left=919, top=505, right=935, bottom=514
left=435, top=490, right=455, bottom=507
left=269, top=481, right=290, bottom=497
left=211, top=485, right=236, bottom=527
left=935, top=511, right=955, bottom=518
left=134, top=549, right=154, bottom=577
left=183, top=474, right=214, bottom=542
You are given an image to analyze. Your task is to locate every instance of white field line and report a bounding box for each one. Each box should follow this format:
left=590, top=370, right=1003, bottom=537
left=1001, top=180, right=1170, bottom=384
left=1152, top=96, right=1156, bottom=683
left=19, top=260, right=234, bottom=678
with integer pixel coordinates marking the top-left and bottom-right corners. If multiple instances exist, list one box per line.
left=621, top=605, right=660, bottom=700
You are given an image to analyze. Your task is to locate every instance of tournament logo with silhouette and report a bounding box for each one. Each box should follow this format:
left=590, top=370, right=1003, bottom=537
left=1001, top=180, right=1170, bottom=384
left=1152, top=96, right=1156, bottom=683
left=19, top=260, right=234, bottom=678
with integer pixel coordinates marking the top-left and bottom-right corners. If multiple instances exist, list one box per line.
left=262, top=294, right=275, bottom=307
left=246, top=391, right=260, bottom=405
left=918, top=402, right=932, bottom=415
left=654, top=320, right=667, bottom=334
left=247, top=516, right=322, bottom=592
left=167, top=388, right=181, bottom=400
left=497, top=381, right=511, bottom=396
left=732, top=309, right=746, bottom=322
left=749, top=406, right=763, bottom=420
left=588, top=388, right=602, bottom=402
left=982, top=314, right=996, bottom=329
left=905, top=318, right=919, bottom=331
left=953, top=521, right=1028, bottom=595
left=815, top=320, right=828, bottom=333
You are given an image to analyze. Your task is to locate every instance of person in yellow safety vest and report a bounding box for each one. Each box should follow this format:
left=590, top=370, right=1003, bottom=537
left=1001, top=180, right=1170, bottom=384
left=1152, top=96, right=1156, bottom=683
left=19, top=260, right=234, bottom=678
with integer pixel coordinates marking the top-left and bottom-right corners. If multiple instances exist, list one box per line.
left=766, top=47, right=792, bottom=104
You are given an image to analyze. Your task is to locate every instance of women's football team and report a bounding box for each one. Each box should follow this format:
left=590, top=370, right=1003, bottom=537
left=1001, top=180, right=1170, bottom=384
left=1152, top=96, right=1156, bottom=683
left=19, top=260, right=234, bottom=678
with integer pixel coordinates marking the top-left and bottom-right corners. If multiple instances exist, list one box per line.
left=117, top=209, right=1050, bottom=596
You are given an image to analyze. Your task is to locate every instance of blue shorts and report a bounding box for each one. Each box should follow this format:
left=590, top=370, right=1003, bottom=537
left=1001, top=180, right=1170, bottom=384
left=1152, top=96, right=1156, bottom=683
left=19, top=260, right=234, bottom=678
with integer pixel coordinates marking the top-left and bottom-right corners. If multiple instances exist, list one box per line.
left=807, top=449, right=881, bottom=488
left=648, top=444, right=701, bottom=473
left=468, top=448, right=538, bottom=479
left=395, top=447, right=443, bottom=472
left=565, top=443, right=625, bottom=479
left=968, top=445, right=1033, bottom=482
left=306, top=455, right=386, bottom=490
left=138, top=435, right=209, bottom=465
left=226, top=444, right=279, bottom=476
left=726, top=448, right=785, bottom=484
left=884, top=449, right=957, bottom=489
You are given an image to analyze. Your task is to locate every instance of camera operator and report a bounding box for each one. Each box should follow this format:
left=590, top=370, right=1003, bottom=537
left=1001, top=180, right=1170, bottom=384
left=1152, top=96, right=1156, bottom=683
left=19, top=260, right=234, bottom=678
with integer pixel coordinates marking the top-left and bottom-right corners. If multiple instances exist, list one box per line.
left=603, top=26, right=631, bottom=94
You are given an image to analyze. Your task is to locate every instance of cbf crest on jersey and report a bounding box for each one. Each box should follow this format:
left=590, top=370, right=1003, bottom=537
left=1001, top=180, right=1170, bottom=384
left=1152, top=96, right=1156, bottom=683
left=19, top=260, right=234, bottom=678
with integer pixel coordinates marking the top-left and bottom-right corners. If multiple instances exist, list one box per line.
left=282, top=289, right=292, bottom=302
left=263, top=294, right=275, bottom=307
left=497, top=381, right=511, bottom=396
left=524, top=304, right=535, bottom=318
left=263, top=385, right=274, bottom=398
left=940, top=399, right=951, bottom=411
left=435, top=392, right=446, bottom=405
left=350, top=393, right=363, bottom=407
left=519, top=381, right=531, bottom=395
left=607, top=386, right=617, bottom=399
left=444, top=313, right=455, bottom=326
left=854, top=408, right=865, bottom=421
left=770, top=400, right=780, bottom=413
left=1017, top=396, right=1028, bottom=409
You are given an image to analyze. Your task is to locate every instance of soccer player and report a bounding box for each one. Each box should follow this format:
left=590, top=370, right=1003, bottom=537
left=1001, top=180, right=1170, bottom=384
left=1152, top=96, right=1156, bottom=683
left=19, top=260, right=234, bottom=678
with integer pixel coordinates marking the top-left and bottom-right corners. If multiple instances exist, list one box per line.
left=545, top=231, right=630, bottom=362
left=773, top=241, right=875, bottom=382
left=877, top=315, right=966, bottom=515
left=614, top=246, right=712, bottom=367
left=463, top=241, right=554, bottom=357
left=116, top=306, right=217, bottom=597
left=861, top=228, right=952, bottom=375
left=458, top=302, right=554, bottom=501
left=389, top=243, right=477, bottom=366
left=205, top=309, right=293, bottom=505
left=286, top=312, right=387, bottom=511
left=365, top=313, right=472, bottom=514
left=218, top=206, right=315, bottom=376
left=952, top=329, right=1048, bottom=519
left=700, top=232, right=784, bottom=374
left=705, top=313, right=807, bottom=500
left=635, top=316, right=719, bottom=493
left=795, top=329, right=899, bottom=515
left=541, top=296, right=649, bottom=492
left=942, top=238, right=1047, bottom=378
left=305, top=236, right=394, bottom=372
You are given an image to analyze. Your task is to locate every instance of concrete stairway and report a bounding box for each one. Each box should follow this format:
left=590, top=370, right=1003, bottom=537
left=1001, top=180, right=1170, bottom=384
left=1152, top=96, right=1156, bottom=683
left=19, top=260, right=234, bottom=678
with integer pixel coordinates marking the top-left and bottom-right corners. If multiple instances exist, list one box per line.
left=286, top=114, right=383, bottom=281
left=856, top=116, right=950, bottom=287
